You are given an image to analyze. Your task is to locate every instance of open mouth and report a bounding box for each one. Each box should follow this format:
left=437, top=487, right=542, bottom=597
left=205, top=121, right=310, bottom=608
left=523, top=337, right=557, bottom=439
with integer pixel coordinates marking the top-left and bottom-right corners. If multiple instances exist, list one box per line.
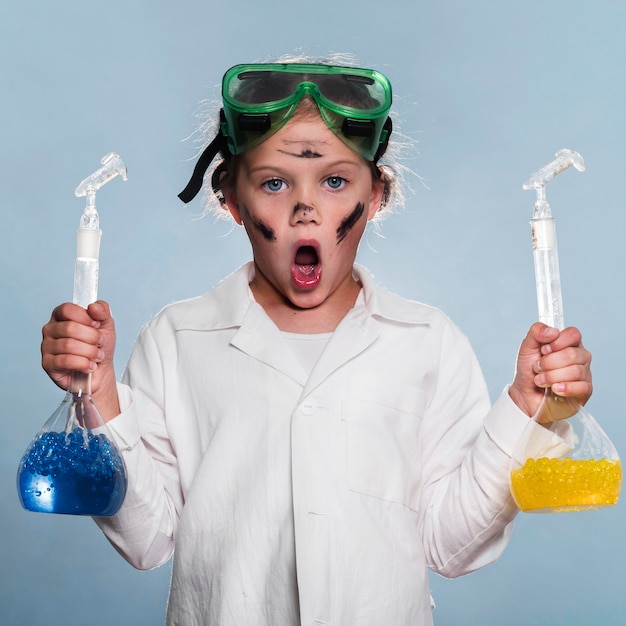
left=292, top=244, right=322, bottom=289
left=295, top=245, right=318, bottom=273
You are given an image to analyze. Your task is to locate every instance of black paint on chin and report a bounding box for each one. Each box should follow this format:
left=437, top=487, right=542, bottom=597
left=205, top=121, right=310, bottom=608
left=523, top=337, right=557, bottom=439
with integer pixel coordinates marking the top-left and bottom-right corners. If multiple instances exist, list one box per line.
left=253, top=219, right=276, bottom=242
left=336, top=202, right=365, bottom=243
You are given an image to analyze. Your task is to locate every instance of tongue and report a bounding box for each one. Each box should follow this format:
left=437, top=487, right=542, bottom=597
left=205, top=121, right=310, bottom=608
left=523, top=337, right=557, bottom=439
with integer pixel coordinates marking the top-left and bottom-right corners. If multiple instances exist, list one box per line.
left=295, top=246, right=318, bottom=266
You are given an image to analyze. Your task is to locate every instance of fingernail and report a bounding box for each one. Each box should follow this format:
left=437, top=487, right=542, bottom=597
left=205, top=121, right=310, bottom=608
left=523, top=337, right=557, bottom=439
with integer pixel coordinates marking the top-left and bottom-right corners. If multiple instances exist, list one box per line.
left=552, top=383, right=565, bottom=393
left=541, top=344, right=552, bottom=355
left=97, top=349, right=105, bottom=361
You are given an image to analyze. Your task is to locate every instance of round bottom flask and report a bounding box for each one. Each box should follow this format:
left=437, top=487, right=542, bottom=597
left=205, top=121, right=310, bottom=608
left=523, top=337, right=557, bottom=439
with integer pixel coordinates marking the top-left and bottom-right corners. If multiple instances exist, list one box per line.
left=510, top=392, right=621, bottom=513
left=17, top=385, right=127, bottom=516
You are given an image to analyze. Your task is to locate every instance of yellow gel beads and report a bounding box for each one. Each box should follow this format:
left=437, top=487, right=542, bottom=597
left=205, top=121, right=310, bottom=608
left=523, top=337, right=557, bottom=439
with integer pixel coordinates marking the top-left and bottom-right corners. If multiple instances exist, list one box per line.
left=510, top=457, right=622, bottom=513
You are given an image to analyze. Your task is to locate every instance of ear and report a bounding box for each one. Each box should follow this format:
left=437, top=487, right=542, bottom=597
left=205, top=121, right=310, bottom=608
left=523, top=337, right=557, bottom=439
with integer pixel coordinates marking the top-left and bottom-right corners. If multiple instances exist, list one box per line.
left=367, top=175, right=386, bottom=221
left=222, top=186, right=243, bottom=225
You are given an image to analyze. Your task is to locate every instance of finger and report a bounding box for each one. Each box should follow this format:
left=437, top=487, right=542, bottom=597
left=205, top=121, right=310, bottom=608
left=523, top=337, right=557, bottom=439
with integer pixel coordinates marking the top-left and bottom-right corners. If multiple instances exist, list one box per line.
left=535, top=346, right=592, bottom=375
left=86, top=300, right=113, bottom=325
left=534, top=363, right=591, bottom=389
left=50, top=302, right=97, bottom=325
left=50, top=334, right=104, bottom=359
left=520, top=322, right=560, bottom=355
left=43, top=351, right=100, bottom=375
left=45, top=318, right=102, bottom=344
left=540, top=326, right=584, bottom=355
left=550, top=379, right=593, bottom=400
left=42, top=332, right=104, bottom=369
left=41, top=323, right=105, bottom=375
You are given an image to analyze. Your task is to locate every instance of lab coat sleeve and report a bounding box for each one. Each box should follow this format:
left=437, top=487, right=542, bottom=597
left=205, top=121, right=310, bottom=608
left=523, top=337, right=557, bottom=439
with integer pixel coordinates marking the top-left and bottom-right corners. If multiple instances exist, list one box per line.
left=418, top=319, right=527, bottom=579
left=93, top=323, right=183, bottom=571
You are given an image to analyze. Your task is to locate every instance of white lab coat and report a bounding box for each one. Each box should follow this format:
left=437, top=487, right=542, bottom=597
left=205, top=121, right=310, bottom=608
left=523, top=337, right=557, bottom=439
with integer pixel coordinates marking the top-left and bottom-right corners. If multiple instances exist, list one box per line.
left=95, top=263, right=555, bottom=625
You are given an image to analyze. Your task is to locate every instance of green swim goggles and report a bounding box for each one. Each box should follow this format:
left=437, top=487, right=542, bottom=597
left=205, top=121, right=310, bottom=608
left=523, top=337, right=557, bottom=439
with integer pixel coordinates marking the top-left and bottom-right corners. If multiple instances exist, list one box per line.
left=179, top=62, right=393, bottom=203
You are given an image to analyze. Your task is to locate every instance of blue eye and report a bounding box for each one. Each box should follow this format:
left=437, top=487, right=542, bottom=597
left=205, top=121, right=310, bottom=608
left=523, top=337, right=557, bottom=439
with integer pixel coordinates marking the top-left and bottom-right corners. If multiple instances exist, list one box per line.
left=263, top=178, right=285, bottom=192
left=325, top=176, right=346, bottom=190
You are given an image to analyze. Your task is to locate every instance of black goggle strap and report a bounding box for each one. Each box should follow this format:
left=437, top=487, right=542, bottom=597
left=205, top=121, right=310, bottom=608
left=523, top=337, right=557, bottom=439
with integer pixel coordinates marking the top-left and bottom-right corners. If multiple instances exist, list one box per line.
left=374, top=116, right=393, bottom=162
left=340, top=115, right=392, bottom=162
left=178, top=112, right=393, bottom=204
left=178, top=110, right=230, bottom=204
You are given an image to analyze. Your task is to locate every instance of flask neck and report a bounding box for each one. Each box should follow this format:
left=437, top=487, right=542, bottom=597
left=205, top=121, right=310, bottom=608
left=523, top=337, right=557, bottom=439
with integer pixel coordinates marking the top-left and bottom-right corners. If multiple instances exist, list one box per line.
left=534, top=389, right=579, bottom=425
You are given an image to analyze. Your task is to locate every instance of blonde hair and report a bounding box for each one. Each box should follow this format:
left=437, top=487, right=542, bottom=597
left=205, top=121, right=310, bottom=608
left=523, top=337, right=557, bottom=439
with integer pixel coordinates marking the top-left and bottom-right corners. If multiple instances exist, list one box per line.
left=190, top=53, right=407, bottom=220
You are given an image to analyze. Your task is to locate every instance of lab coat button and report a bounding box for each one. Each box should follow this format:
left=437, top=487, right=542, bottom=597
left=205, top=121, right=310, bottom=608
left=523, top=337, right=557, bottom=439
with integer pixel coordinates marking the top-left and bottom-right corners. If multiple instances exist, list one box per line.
left=300, top=398, right=317, bottom=415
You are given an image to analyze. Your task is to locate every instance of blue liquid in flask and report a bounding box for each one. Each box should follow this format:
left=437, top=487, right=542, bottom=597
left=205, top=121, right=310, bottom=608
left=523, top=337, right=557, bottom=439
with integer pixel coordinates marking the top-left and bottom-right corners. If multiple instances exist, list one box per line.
left=17, top=394, right=127, bottom=516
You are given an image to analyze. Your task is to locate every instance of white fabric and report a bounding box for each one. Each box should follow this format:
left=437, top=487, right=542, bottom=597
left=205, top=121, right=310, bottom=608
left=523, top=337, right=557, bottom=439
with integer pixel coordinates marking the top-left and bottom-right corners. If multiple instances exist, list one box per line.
left=95, top=262, right=546, bottom=626
left=281, top=330, right=332, bottom=374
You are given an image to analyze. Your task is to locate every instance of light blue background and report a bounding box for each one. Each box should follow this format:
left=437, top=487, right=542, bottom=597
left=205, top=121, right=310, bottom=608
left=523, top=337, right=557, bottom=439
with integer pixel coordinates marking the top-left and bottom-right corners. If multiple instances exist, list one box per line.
left=2, top=1, right=625, bottom=624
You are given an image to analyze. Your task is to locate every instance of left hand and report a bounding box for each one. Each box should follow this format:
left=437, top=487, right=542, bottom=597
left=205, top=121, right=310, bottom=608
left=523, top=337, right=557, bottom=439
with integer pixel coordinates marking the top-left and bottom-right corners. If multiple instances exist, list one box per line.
left=508, top=322, right=592, bottom=418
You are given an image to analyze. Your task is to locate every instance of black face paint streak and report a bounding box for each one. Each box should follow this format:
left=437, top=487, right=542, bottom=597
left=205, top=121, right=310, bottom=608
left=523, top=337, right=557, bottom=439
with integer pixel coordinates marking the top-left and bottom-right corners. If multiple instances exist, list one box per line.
left=293, top=202, right=315, bottom=217
left=278, top=148, right=323, bottom=158
left=336, top=202, right=365, bottom=244
left=253, top=219, right=276, bottom=242
left=298, top=149, right=322, bottom=158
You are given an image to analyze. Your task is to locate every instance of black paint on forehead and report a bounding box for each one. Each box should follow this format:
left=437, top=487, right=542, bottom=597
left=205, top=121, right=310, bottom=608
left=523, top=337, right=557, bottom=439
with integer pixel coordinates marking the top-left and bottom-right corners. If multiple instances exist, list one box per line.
left=278, top=148, right=323, bottom=159
left=336, top=202, right=365, bottom=243
left=298, top=149, right=322, bottom=158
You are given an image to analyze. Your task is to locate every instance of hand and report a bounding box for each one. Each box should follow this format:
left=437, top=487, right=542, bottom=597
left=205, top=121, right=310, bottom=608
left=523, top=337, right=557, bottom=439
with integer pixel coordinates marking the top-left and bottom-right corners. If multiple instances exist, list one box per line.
left=41, top=300, right=120, bottom=420
left=508, top=322, right=592, bottom=419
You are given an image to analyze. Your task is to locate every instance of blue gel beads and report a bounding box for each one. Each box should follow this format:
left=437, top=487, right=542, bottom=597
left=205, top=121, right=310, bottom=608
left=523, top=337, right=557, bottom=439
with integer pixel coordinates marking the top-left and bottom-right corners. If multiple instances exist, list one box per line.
left=17, top=428, right=127, bottom=516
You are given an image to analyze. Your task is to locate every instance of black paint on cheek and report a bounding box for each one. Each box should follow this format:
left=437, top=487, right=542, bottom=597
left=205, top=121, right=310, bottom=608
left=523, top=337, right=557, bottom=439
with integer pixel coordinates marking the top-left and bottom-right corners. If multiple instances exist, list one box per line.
left=336, top=202, right=365, bottom=243
left=253, top=219, right=276, bottom=242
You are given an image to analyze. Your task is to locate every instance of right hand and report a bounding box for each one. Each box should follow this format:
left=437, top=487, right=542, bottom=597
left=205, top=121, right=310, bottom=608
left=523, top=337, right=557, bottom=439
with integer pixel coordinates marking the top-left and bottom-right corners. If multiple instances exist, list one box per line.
left=508, top=322, right=592, bottom=422
left=41, top=300, right=120, bottom=420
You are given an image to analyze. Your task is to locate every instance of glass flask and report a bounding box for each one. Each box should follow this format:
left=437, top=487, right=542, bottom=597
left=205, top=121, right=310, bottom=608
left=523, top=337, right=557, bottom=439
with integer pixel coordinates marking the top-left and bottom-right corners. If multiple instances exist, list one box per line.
left=17, top=152, right=128, bottom=516
left=509, top=149, right=622, bottom=513
left=17, top=373, right=127, bottom=516
left=510, top=392, right=621, bottom=513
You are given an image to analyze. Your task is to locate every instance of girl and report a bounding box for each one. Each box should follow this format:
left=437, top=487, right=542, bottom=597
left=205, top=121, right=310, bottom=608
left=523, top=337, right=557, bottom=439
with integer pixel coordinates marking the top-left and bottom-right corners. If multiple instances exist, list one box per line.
left=41, top=60, right=592, bottom=625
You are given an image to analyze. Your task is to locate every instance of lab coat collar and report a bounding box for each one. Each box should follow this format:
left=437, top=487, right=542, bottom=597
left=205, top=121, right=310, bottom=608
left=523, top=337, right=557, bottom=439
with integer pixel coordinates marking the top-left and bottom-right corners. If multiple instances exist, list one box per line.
left=355, top=264, right=436, bottom=326
left=173, top=262, right=434, bottom=390
left=175, top=263, right=257, bottom=332
left=174, top=262, right=435, bottom=332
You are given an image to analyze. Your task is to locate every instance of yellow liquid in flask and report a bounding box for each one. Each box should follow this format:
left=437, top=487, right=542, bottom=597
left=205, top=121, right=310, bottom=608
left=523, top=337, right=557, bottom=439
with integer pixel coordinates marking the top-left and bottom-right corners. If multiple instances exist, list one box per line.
left=510, top=457, right=622, bottom=513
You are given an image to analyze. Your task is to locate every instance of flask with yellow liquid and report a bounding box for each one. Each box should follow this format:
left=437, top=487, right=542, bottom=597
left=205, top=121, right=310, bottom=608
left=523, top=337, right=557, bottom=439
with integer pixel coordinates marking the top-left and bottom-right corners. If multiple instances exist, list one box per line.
left=509, top=149, right=622, bottom=513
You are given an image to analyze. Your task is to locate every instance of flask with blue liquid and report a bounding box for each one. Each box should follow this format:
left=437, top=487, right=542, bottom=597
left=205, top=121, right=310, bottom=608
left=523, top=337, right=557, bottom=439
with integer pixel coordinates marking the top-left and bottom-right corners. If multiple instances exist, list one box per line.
left=17, top=153, right=128, bottom=516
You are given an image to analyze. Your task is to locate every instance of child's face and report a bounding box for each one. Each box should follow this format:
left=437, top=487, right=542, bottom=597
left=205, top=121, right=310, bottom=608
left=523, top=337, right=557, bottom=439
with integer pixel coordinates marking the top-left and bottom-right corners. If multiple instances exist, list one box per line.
left=224, top=114, right=384, bottom=313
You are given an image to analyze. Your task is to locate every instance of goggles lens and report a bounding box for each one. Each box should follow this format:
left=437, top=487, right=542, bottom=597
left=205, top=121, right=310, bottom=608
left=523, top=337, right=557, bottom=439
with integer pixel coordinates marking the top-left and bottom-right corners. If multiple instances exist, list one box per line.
left=221, top=63, right=392, bottom=161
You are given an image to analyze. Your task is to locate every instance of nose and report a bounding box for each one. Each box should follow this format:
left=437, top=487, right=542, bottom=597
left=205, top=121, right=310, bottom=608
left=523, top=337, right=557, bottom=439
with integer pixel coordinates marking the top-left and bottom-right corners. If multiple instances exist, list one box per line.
left=290, top=201, right=321, bottom=226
